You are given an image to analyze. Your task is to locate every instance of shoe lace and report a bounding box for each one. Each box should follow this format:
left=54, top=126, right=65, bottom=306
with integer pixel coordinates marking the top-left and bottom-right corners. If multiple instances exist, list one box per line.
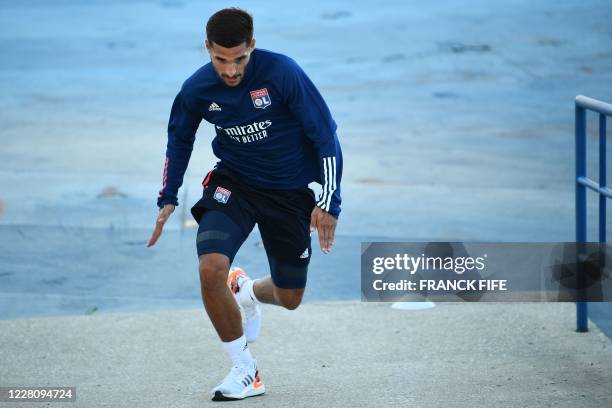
left=223, top=363, right=255, bottom=386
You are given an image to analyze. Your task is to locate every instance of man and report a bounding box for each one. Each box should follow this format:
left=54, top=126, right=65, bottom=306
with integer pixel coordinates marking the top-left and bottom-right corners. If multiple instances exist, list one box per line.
left=147, top=7, right=342, bottom=401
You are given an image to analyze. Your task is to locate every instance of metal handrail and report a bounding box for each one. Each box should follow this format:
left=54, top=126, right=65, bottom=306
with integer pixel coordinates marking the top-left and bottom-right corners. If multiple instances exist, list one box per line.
left=575, top=95, right=610, bottom=332
left=576, top=95, right=612, bottom=116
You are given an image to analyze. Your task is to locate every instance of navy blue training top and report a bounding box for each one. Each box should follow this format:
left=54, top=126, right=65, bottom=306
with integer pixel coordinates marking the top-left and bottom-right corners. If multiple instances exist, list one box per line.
left=157, top=48, right=343, bottom=218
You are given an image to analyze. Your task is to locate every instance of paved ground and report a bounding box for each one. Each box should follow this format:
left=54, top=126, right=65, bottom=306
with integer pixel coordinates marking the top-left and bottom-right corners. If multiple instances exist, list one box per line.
left=1, top=303, right=610, bottom=408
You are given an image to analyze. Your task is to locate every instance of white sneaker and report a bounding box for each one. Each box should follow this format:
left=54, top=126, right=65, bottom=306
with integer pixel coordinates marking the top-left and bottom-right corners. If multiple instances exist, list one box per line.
left=211, top=360, right=265, bottom=401
left=227, top=267, right=262, bottom=343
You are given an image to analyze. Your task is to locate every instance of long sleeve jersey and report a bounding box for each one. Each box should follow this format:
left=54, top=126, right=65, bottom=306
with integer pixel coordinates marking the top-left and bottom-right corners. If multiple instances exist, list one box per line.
left=157, top=48, right=343, bottom=218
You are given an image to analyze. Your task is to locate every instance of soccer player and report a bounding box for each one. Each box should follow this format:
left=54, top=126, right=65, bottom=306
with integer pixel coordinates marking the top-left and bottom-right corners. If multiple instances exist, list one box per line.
left=146, top=7, right=342, bottom=401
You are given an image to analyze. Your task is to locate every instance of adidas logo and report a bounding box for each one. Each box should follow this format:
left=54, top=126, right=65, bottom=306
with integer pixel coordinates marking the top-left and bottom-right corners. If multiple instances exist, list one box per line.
left=208, top=102, right=221, bottom=111
left=299, top=248, right=309, bottom=259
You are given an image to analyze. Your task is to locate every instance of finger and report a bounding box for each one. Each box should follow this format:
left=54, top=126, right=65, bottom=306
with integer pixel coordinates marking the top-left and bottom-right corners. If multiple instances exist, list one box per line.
left=323, top=223, right=332, bottom=253
left=310, top=208, right=318, bottom=232
left=327, top=223, right=337, bottom=249
left=147, top=207, right=173, bottom=247
left=146, top=221, right=164, bottom=247
left=317, top=221, right=326, bottom=252
left=146, top=229, right=161, bottom=247
left=319, top=222, right=330, bottom=254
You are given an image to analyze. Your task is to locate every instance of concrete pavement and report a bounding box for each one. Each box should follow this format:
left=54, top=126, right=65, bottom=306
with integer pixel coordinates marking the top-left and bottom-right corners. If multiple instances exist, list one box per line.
left=1, top=302, right=610, bottom=407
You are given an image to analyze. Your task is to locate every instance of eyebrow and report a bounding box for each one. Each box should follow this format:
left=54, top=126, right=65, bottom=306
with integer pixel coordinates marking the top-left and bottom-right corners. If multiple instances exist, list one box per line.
left=215, top=55, right=248, bottom=63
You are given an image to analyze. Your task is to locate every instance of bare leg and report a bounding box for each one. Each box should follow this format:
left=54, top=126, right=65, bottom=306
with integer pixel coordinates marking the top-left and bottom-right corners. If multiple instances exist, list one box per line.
left=198, top=253, right=242, bottom=342
left=252, top=277, right=304, bottom=310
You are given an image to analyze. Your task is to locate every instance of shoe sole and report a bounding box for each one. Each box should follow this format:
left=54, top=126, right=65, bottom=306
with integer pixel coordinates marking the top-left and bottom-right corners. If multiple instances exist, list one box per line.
left=212, top=385, right=266, bottom=401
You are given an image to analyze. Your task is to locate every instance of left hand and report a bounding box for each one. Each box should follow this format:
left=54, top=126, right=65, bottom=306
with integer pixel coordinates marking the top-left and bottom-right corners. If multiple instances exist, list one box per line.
left=310, top=206, right=337, bottom=254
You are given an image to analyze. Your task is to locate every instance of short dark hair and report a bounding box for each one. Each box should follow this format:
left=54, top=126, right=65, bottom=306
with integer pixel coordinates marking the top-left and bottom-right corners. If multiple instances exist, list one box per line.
left=206, top=8, right=253, bottom=48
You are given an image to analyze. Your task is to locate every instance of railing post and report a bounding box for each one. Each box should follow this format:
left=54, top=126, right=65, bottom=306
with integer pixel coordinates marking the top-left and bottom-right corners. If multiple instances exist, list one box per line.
left=599, top=114, right=607, bottom=243
left=575, top=103, right=588, bottom=332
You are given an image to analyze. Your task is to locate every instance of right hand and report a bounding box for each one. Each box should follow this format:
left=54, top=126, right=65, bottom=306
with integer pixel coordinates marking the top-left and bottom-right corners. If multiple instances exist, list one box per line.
left=146, top=204, right=175, bottom=247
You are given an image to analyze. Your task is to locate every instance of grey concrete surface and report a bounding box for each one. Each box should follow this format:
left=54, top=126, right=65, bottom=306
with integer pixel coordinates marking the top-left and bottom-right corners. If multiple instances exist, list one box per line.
left=0, top=302, right=610, bottom=407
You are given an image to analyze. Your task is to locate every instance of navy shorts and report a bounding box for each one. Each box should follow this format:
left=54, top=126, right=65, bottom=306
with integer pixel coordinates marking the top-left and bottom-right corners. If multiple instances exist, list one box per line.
left=190, top=167, right=316, bottom=289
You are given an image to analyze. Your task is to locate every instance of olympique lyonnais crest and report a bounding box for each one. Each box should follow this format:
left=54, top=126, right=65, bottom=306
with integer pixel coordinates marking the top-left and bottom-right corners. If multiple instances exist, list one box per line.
left=250, top=88, right=271, bottom=109
left=213, top=186, right=231, bottom=204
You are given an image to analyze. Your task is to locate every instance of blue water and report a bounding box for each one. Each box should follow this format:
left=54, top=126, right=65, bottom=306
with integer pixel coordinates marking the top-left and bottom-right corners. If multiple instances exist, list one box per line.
left=1, top=0, right=612, bottom=336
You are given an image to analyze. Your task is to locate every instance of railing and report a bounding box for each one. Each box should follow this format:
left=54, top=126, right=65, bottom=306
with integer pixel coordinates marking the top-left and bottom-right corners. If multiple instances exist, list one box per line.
left=575, top=95, right=612, bottom=332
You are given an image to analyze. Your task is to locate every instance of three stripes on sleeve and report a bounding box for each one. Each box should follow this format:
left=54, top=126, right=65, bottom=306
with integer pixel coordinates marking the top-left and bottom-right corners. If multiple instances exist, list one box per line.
left=316, top=156, right=337, bottom=212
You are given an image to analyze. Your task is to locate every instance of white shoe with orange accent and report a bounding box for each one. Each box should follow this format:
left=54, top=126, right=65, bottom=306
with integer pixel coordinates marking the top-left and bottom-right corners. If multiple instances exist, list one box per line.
left=227, top=267, right=262, bottom=343
left=211, top=360, right=265, bottom=401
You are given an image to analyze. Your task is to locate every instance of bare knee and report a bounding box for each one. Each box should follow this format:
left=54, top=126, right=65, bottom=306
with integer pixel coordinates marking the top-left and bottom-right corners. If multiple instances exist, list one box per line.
left=283, top=298, right=302, bottom=310
left=274, top=288, right=304, bottom=310
left=198, top=254, right=230, bottom=291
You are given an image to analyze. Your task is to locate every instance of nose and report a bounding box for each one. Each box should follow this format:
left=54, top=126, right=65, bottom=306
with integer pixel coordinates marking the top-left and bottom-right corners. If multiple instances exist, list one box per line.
left=224, top=63, right=237, bottom=77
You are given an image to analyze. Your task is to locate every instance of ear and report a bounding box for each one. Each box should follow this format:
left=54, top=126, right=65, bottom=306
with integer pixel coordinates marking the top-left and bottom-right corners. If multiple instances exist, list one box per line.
left=249, top=38, right=256, bottom=50
left=205, top=39, right=212, bottom=53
